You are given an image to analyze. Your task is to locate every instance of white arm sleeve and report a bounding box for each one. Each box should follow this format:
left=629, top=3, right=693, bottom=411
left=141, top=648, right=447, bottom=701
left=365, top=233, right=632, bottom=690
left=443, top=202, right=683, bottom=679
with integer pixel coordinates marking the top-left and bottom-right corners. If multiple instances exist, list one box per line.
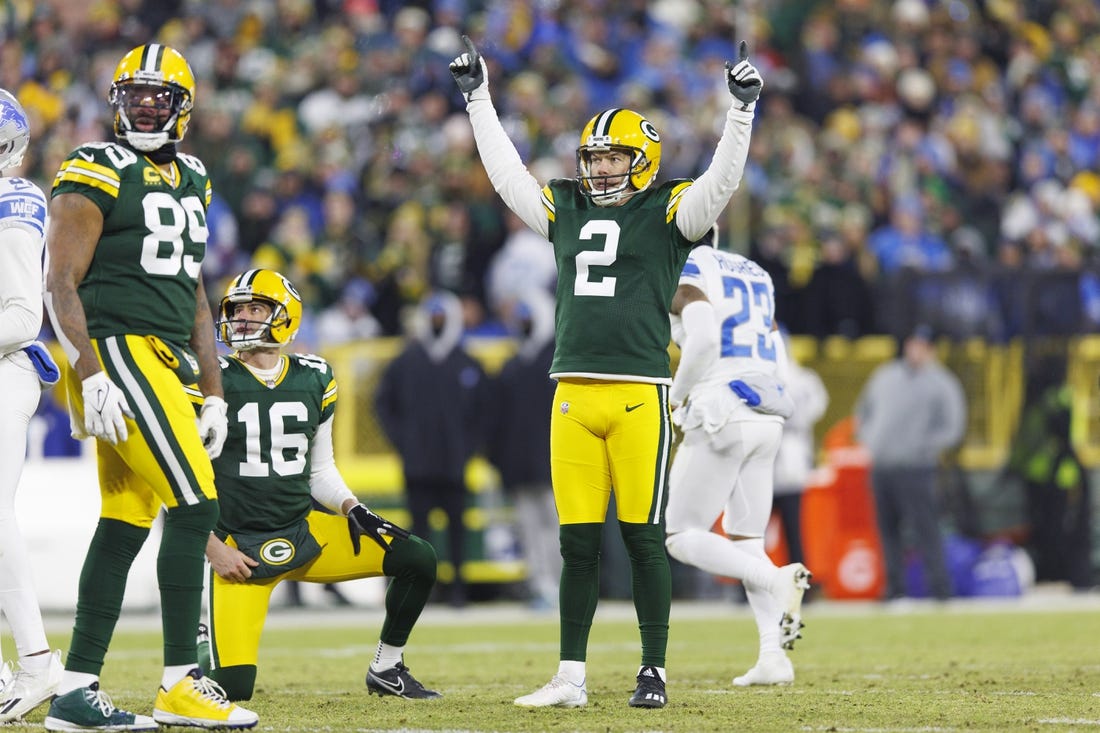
left=0, top=225, right=44, bottom=353
left=670, top=299, right=718, bottom=406
left=308, top=416, right=357, bottom=514
left=674, top=105, right=756, bottom=242
left=466, top=98, right=549, bottom=238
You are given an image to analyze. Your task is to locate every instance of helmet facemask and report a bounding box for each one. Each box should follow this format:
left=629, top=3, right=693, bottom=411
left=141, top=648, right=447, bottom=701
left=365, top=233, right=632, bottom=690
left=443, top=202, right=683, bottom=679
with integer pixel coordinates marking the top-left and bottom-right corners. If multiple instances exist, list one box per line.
left=577, top=144, right=652, bottom=207
left=218, top=296, right=288, bottom=351
left=110, top=82, right=190, bottom=152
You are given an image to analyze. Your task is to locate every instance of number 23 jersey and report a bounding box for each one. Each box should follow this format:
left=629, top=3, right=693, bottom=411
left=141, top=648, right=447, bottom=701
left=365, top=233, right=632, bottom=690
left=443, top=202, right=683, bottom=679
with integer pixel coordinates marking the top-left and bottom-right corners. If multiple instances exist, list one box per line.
left=51, top=142, right=212, bottom=345
left=673, top=244, right=780, bottom=388
left=211, top=353, right=338, bottom=536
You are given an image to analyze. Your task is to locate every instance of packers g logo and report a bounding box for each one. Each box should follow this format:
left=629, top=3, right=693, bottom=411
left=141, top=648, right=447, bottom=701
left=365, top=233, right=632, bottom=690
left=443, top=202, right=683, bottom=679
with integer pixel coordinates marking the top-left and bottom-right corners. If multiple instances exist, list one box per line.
left=640, top=119, right=660, bottom=143
left=259, top=538, right=296, bottom=566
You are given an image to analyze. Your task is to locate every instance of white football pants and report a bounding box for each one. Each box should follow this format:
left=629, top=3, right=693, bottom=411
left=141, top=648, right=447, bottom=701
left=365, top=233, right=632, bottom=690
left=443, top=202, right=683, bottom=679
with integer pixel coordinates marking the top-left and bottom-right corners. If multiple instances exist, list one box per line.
left=666, top=418, right=784, bottom=589
left=0, top=353, right=49, bottom=659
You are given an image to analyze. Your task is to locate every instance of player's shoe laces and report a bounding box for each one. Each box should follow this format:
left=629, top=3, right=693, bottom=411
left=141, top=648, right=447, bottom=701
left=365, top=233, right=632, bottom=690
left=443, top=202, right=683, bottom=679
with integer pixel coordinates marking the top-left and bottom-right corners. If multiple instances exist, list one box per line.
left=44, top=682, right=158, bottom=732
left=513, top=674, right=587, bottom=708
left=0, top=649, right=63, bottom=722
left=733, top=652, right=794, bottom=687
left=628, top=665, right=667, bottom=708
left=366, top=661, right=442, bottom=699
left=153, top=668, right=258, bottom=729
left=774, top=563, right=812, bottom=650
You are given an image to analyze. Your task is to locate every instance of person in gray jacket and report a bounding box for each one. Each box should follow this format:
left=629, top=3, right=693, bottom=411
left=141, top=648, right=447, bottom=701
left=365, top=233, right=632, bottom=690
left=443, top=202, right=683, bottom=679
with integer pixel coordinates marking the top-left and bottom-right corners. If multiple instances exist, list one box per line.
left=855, top=324, right=966, bottom=601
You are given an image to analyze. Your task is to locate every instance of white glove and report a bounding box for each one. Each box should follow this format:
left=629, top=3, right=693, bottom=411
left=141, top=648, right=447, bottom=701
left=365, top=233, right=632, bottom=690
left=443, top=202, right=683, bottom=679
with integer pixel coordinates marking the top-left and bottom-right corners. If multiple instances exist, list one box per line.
left=198, top=395, right=228, bottom=460
left=82, top=371, right=134, bottom=445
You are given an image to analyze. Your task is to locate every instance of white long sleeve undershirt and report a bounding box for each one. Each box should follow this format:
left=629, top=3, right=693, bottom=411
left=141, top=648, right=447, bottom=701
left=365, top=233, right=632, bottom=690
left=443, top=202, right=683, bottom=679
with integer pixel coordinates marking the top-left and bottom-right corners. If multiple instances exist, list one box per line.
left=308, top=416, right=356, bottom=514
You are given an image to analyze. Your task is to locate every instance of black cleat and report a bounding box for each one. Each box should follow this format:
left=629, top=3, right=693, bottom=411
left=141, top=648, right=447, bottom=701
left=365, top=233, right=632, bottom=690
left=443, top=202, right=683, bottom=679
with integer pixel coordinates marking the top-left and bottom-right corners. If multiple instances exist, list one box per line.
left=366, top=662, right=442, bottom=700
left=628, top=665, right=667, bottom=708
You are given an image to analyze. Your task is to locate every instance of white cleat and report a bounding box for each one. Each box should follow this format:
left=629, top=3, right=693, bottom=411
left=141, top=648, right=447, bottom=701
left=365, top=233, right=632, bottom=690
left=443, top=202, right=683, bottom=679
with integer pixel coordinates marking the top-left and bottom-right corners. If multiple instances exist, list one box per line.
left=514, top=675, right=587, bottom=708
left=0, top=649, right=64, bottom=722
left=774, top=563, right=812, bottom=650
left=733, top=652, right=794, bottom=687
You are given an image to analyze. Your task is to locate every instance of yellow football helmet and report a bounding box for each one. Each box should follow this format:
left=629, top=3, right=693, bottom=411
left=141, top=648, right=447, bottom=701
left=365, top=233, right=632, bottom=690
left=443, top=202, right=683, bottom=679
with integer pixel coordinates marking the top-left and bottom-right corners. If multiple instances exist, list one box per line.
left=108, top=43, right=195, bottom=152
left=576, top=108, right=661, bottom=206
left=217, top=269, right=303, bottom=350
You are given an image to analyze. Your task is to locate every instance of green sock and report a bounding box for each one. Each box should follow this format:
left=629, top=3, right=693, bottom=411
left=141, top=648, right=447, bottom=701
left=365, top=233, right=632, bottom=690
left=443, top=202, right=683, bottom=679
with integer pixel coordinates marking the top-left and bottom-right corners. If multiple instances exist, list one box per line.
left=159, top=500, right=219, bottom=666
left=619, top=521, right=670, bottom=668
left=558, top=523, right=603, bottom=661
left=379, top=536, right=437, bottom=646
left=66, top=519, right=150, bottom=675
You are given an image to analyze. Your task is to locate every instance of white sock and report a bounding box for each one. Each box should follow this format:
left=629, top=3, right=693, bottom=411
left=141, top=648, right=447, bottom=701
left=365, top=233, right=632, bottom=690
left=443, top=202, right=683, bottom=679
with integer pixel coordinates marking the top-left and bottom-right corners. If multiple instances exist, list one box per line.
left=665, top=529, right=775, bottom=588
left=639, top=665, right=667, bottom=683
left=161, top=664, right=195, bottom=689
left=557, top=660, right=585, bottom=686
left=733, top=537, right=784, bottom=655
left=57, top=671, right=98, bottom=695
left=371, top=641, right=403, bottom=672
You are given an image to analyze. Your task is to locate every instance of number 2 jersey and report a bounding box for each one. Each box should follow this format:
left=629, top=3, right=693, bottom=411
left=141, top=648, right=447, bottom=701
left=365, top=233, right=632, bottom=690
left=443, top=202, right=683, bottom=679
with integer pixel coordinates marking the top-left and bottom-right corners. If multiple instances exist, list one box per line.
left=211, top=353, right=337, bottom=536
left=51, top=142, right=212, bottom=345
left=543, top=179, right=694, bottom=381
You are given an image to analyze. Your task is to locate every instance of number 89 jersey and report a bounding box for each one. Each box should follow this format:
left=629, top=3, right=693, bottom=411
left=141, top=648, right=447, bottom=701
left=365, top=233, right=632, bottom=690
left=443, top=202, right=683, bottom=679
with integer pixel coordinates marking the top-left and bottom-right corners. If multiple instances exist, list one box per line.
left=52, top=142, right=212, bottom=344
left=673, top=244, right=780, bottom=388
left=212, top=353, right=337, bottom=536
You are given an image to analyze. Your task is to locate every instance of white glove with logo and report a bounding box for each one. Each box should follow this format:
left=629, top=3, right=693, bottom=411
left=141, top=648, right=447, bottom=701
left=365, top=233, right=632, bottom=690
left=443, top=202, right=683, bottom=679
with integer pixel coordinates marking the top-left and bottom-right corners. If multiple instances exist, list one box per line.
left=198, top=395, right=228, bottom=460
left=82, top=371, right=134, bottom=445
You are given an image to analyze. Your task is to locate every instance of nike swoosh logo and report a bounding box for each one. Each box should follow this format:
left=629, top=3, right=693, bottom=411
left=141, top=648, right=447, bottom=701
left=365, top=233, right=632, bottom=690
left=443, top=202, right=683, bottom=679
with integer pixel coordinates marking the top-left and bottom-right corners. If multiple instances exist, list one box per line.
left=371, top=672, right=405, bottom=695
left=78, top=150, right=95, bottom=162
left=625, top=403, right=644, bottom=412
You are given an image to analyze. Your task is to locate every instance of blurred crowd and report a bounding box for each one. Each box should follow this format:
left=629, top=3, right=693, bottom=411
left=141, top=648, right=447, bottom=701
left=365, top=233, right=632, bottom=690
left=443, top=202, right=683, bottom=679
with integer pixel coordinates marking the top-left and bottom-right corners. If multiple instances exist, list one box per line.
left=5, top=0, right=1100, bottom=348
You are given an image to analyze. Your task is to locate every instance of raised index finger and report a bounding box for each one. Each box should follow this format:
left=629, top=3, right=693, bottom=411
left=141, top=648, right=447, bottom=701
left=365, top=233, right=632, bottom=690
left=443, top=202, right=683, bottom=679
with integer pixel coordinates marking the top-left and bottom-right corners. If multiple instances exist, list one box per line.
left=462, top=34, right=479, bottom=67
left=739, top=40, right=748, bottom=62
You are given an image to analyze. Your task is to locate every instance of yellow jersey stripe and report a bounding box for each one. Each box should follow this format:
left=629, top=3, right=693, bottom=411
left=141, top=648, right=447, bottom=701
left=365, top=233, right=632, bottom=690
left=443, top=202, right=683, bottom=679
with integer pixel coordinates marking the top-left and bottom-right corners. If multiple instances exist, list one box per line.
left=665, top=181, right=692, bottom=223
left=541, top=185, right=556, bottom=223
left=322, top=380, right=338, bottom=410
left=55, top=162, right=122, bottom=197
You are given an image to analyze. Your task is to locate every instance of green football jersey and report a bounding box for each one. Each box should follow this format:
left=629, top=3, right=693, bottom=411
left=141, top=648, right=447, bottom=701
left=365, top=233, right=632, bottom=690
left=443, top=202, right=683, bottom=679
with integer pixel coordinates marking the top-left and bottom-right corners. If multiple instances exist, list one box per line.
left=212, top=353, right=338, bottom=535
left=52, top=142, right=213, bottom=344
left=544, top=178, right=695, bottom=380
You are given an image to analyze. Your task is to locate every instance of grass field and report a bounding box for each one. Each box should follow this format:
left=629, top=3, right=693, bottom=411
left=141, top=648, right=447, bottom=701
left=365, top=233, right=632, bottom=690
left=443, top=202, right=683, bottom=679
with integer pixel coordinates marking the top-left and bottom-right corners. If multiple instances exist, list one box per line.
left=5, top=591, right=1100, bottom=732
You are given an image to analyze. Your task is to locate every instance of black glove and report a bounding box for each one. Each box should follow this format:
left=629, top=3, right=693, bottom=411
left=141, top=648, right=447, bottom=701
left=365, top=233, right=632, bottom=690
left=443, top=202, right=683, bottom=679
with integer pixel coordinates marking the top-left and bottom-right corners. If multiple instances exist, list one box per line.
left=348, top=504, right=410, bottom=554
left=725, top=40, right=763, bottom=111
left=449, top=34, right=488, bottom=101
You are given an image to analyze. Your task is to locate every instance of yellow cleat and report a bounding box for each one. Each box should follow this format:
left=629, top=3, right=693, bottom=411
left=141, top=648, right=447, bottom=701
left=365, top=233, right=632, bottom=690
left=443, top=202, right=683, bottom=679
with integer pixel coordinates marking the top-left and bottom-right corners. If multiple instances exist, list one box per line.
left=153, top=669, right=258, bottom=729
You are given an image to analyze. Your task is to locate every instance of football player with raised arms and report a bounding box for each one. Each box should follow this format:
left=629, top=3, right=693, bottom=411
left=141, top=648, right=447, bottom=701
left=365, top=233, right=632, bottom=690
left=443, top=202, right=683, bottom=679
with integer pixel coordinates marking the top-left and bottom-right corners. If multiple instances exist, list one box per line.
left=665, top=237, right=812, bottom=688
left=450, top=36, right=763, bottom=708
left=200, top=268, right=441, bottom=702
left=0, top=88, right=65, bottom=724
left=43, top=44, right=256, bottom=730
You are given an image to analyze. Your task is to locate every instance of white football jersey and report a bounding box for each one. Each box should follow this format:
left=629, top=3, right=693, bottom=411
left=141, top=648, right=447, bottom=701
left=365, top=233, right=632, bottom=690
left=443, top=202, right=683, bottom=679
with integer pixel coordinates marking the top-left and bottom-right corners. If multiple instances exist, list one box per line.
left=671, top=245, right=780, bottom=391
left=0, top=176, right=48, bottom=240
